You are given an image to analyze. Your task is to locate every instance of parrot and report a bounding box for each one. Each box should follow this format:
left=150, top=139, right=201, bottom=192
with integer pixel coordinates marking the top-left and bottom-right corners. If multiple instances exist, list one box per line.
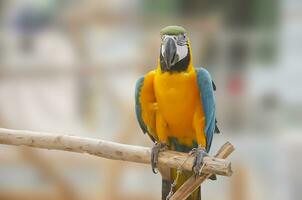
left=135, top=25, right=220, bottom=200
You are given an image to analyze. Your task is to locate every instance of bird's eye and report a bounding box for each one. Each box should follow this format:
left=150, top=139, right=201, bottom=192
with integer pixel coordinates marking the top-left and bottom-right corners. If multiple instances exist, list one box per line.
left=178, top=34, right=186, bottom=41
left=176, top=34, right=187, bottom=46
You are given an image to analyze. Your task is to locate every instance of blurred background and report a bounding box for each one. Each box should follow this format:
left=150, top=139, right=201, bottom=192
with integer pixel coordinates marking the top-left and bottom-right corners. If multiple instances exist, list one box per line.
left=0, top=0, right=301, bottom=200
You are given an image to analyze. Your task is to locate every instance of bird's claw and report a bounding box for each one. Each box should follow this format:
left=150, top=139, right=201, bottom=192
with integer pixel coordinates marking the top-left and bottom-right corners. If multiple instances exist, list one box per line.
left=151, top=142, right=167, bottom=174
left=190, top=146, right=208, bottom=176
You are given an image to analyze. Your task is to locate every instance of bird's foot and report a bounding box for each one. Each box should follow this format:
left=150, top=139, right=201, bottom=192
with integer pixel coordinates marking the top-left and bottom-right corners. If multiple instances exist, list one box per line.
left=190, top=146, right=208, bottom=176
left=151, top=142, right=167, bottom=174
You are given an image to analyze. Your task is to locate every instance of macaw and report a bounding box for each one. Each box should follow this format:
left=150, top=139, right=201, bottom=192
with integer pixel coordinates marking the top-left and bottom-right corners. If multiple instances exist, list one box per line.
left=135, top=26, right=220, bottom=200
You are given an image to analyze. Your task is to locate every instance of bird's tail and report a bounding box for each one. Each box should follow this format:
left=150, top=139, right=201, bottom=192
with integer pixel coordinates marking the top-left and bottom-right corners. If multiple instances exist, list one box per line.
left=162, top=179, right=173, bottom=200
left=161, top=165, right=201, bottom=200
left=161, top=138, right=201, bottom=200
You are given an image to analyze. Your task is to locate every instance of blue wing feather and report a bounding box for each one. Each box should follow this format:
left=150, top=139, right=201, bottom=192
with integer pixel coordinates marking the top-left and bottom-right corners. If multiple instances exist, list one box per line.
left=135, top=76, right=148, bottom=134
left=196, top=68, right=216, bottom=152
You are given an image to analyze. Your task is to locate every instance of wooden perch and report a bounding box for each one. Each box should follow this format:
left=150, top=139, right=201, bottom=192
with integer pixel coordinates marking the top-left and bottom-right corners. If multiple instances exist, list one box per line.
left=0, top=128, right=232, bottom=176
left=170, top=142, right=235, bottom=200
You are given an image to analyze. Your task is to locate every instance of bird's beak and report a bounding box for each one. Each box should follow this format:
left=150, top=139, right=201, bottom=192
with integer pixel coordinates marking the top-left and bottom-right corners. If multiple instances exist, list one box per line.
left=163, top=37, right=177, bottom=69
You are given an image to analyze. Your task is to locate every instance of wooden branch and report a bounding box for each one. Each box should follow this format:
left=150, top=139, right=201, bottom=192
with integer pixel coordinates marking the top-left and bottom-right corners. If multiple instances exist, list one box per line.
left=170, top=142, right=235, bottom=200
left=0, top=128, right=232, bottom=176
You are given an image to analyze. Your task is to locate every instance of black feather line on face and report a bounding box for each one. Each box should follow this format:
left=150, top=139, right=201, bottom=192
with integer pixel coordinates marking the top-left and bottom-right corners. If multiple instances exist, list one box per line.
left=160, top=47, right=191, bottom=73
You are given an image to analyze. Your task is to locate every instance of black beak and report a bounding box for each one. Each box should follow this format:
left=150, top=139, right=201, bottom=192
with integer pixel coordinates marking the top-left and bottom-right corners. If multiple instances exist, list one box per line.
left=163, top=37, right=177, bottom=69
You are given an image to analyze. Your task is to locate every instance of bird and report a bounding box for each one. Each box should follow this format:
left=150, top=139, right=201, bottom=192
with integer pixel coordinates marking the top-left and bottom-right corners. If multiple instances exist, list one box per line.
left=135, top=25, right=220, bottom=200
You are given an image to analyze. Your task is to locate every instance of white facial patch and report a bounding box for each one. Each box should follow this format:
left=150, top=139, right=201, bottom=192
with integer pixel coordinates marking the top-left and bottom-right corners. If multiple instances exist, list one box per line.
left=161, top=35, right=188, bottom=62
left=177, top=44, right=188, bottom=61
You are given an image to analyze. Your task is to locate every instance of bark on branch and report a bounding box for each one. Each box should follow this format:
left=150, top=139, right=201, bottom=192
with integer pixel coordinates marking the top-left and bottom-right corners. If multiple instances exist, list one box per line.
left=0, top=128, right=232, bottom=176
left=170, top=142, right=235, bottom=200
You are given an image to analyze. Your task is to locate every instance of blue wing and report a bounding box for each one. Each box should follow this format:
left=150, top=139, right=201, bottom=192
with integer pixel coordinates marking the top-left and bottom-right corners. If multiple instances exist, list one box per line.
left=196, top=68, right=217, bottom=152
left=134, top=76, right=156, bottom=142
left=135, top=76, right=148, bottom=134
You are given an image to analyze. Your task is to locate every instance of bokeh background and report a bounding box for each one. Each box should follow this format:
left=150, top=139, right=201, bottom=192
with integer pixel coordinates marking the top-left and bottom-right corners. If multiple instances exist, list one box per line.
left=0, top=0, right=301, bottom=200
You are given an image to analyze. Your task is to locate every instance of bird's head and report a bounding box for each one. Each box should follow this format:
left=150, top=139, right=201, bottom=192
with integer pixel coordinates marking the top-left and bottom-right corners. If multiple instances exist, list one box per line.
left=159, top=25, right=191, bottom=72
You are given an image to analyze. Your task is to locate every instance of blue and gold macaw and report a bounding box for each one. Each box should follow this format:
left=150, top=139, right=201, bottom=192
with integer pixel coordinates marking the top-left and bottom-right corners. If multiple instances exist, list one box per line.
left=135, top=26, right=220, bottom=200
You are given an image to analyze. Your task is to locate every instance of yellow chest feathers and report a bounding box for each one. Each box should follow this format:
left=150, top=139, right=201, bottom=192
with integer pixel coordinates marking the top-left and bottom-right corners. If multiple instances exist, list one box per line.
left=153, top=69, right=201, bottom=136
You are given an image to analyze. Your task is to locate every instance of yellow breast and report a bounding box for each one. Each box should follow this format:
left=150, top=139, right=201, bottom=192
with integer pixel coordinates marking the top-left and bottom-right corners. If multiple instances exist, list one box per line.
left=154, top=67, right=200, bottom=138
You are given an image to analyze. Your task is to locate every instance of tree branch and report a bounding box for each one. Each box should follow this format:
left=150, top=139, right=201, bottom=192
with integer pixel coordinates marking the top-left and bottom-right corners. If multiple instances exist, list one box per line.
left=0, top=128, right=232, bottom=176
left=169, top=142, right=235, bottom=200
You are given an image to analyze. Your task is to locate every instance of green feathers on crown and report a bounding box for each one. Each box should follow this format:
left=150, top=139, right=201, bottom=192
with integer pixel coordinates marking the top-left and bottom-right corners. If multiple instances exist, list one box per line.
left=160, top=26, right=187, bottom=36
